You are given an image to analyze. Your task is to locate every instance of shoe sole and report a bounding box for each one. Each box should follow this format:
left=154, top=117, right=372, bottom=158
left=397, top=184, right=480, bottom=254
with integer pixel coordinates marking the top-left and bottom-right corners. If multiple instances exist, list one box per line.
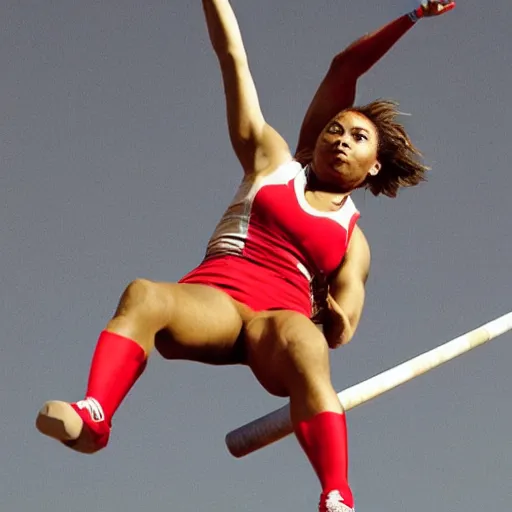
left=36, top=401, right=83, bottom=442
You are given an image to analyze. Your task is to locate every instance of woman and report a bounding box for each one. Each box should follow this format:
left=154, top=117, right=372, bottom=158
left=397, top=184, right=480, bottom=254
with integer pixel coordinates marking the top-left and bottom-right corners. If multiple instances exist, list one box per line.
left=36, top=1, right=455, bottom=510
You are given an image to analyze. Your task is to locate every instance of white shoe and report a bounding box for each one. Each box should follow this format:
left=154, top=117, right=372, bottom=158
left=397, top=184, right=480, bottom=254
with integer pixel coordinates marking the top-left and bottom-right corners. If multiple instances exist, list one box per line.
left=319, top=490, right=355, bottom=512
left=36, top=398, right=110, bottom=454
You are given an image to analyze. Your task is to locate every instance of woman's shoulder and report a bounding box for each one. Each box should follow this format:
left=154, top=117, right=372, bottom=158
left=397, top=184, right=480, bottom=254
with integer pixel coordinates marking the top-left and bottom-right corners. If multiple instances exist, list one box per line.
left=245, top=158, right=305, bottom=185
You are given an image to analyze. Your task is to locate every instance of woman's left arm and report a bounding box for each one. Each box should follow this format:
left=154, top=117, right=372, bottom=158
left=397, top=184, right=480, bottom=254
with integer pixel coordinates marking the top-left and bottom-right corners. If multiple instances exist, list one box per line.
left=322, top=226, right=371, bottom=349
left=295, top=1, right=456, bottom=161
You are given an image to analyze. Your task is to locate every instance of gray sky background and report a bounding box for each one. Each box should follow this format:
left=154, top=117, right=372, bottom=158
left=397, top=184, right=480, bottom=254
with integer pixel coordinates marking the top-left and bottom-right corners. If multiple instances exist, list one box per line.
left=2, top=0, right=512, bottom=510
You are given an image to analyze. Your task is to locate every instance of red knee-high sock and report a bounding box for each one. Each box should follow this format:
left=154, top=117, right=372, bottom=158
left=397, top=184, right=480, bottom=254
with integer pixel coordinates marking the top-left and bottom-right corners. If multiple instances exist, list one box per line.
left=83, top=330, right=147, bottom=425
left=296, top=411, right=353, bottom=508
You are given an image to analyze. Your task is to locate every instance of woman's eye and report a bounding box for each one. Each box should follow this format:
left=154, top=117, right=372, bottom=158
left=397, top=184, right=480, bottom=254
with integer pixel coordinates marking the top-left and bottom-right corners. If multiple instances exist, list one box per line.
left=354, top=133, right=367, bottom=141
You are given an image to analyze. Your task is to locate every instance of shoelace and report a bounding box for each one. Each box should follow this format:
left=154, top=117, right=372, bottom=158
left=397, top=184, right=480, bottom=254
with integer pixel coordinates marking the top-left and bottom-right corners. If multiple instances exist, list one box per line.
left=75, top=397, right=105, bottom=422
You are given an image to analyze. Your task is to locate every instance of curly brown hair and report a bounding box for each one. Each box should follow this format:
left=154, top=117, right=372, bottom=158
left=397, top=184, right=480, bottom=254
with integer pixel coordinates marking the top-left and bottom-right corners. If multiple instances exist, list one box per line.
left=351, top=99, right=429, bottom=198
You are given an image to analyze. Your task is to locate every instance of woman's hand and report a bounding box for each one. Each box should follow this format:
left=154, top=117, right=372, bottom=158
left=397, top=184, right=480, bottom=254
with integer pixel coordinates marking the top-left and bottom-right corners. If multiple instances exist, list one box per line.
left=410, top=1, right=456, bottom=21
left=323, top=294, right=354, bottom=349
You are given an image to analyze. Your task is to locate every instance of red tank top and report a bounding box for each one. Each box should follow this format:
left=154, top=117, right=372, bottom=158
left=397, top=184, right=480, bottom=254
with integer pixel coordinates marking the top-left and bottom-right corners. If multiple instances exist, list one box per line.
left=199, top=160, right=360, bottom=316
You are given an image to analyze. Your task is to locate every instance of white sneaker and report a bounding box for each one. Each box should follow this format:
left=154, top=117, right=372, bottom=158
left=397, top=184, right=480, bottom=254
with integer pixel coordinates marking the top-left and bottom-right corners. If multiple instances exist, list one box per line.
left=36, top=398, right=110, bottom=454
left=319, top=490, right=355, bottom=512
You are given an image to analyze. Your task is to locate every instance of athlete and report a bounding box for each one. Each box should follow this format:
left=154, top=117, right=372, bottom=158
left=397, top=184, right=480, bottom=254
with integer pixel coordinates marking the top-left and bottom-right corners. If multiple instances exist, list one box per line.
left=36, top=2, right=455, bottom=511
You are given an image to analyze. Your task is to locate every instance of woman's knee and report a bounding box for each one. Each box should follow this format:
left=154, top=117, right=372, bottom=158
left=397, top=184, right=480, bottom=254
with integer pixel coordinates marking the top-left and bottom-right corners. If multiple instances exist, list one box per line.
left=114, top=278, right=175, bottom=327
left=271, top=314, right=328, bottom=365
left=282, top=327, right=329, bottom=379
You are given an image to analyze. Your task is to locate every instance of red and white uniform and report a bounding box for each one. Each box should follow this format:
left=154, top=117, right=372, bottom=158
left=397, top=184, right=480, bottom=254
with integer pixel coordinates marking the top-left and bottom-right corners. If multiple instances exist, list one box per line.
left=180, top=160, right=360, bottom=317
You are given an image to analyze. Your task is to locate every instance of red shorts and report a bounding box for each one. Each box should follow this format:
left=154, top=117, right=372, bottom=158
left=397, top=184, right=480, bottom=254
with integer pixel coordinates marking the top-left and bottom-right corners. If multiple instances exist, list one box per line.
left=179, top=255, right=312, bottom=317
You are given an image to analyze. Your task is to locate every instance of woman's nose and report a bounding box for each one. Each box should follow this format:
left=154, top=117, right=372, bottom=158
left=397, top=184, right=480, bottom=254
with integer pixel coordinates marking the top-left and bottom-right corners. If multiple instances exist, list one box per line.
left=335, top=138, right=350, bottom=149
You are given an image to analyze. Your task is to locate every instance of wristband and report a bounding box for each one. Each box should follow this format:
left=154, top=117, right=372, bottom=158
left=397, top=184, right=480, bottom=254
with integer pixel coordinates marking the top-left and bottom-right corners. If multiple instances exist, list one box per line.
left=407, top=5, right=424, bottom=23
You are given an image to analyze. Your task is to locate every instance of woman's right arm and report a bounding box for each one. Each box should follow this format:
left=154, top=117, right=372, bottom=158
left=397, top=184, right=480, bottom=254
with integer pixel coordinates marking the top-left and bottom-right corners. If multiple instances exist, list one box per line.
left=202, top=0, right=291, bottom=175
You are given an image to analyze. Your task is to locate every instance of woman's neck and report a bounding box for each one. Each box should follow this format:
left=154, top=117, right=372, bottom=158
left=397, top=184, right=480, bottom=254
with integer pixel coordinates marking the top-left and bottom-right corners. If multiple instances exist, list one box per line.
left=305, top=166, right=350, bottom=210
left=306, top=165, right=349, bottom=196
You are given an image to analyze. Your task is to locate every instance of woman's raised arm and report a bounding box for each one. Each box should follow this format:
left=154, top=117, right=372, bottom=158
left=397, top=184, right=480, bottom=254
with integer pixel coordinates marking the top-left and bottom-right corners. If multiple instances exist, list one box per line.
left=203, top=0, right=291, bottom=174
left=295, top=1, right=455, bottom=162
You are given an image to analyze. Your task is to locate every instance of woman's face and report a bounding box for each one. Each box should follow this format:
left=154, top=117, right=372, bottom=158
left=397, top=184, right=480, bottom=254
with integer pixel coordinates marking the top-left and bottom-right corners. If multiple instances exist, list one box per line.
left=312, top=110, right=381, bottom=191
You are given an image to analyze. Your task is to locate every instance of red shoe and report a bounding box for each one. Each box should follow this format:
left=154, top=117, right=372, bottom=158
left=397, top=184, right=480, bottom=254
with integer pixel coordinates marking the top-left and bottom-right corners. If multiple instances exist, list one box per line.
left=36, top=398, right=110, bottom=454
left=319, top=491, right=355, bottom=512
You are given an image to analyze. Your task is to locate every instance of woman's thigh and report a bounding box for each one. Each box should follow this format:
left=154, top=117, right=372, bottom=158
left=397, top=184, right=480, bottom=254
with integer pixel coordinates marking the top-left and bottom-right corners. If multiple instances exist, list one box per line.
left=243, top=310, right=330, bottom=397
left=154, top=282, right=253, bottom=365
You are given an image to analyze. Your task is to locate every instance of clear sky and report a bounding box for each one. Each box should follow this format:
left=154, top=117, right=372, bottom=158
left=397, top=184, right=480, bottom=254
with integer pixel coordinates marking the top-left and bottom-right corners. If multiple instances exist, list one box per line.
left=2, top=0, right=512, bottom=510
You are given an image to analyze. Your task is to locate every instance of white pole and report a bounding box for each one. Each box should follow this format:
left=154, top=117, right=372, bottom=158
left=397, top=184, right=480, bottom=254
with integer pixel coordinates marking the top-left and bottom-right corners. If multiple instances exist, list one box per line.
left=225, top=312, right=512, bottom=458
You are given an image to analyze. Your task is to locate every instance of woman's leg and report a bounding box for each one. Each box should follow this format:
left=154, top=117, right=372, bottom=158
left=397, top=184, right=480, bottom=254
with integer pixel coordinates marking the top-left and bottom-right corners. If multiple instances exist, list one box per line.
left=36, top=280, right=246, bottom=453
left=244, top=311, right=354, bottom=511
